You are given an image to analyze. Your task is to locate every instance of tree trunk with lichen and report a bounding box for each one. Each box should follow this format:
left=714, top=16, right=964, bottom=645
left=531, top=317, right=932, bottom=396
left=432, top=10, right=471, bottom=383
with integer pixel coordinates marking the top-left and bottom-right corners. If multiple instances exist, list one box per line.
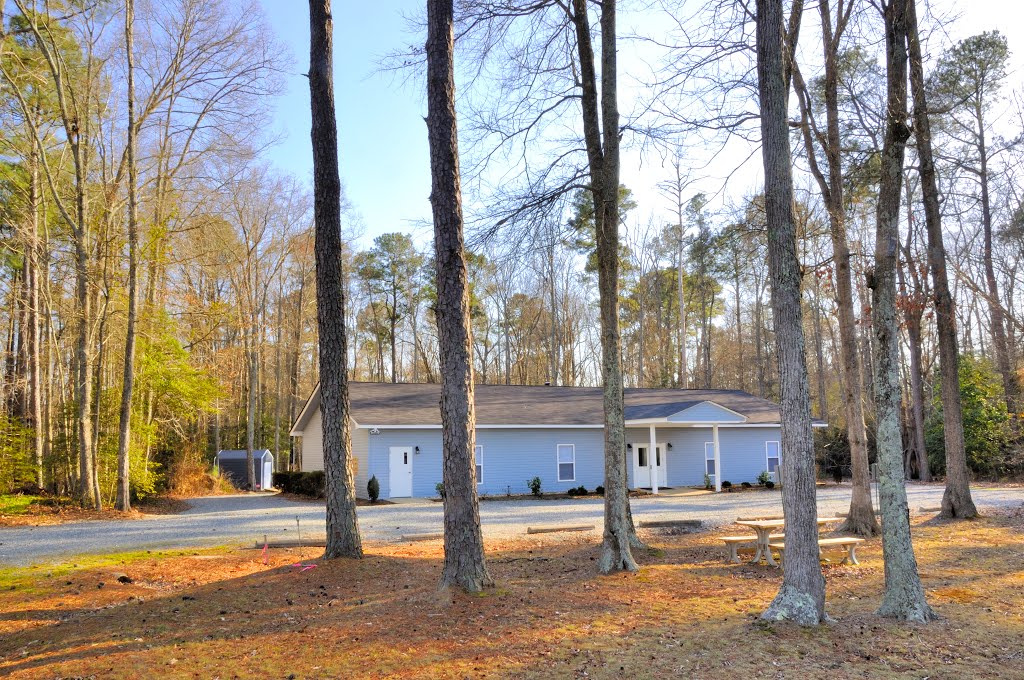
left=755, top=0, right=826, bottom=626
left=871, top=0, right=936, bottom=623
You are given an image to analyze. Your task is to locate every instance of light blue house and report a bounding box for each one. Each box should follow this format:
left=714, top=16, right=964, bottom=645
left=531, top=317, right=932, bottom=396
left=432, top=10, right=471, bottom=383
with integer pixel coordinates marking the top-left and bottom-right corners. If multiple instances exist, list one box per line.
left=290, top=382, right=809, bottom=499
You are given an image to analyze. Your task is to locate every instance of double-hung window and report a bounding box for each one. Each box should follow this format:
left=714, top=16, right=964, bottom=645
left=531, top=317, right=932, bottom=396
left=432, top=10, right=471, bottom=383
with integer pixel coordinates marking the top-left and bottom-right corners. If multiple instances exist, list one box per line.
left=766, top=441, right=781, bottom=482
left=557, top=444, right=575, bottom=482
left=704, top=442, right=716, bottom=481
left=475, top=445, right=483, bottom=485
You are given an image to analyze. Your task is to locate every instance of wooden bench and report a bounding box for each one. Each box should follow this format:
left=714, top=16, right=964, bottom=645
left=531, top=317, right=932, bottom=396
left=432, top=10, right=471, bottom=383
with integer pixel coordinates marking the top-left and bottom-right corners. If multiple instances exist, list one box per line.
left=768, top=537, right=865, bottom=566
left=721, top=534, right=784, bottom=563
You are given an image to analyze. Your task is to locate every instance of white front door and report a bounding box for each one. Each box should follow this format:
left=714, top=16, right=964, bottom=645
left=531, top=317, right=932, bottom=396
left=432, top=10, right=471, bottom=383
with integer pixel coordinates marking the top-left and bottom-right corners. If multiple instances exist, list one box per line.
left=634, top=445, right=666, bottom=488
left=389, top=446, right=413, bottom=497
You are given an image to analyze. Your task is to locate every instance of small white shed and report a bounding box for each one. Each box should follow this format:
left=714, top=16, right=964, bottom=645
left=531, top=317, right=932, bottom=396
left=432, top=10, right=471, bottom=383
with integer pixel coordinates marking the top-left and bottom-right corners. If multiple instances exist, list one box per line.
left=216, top=449, right=274, bottom=490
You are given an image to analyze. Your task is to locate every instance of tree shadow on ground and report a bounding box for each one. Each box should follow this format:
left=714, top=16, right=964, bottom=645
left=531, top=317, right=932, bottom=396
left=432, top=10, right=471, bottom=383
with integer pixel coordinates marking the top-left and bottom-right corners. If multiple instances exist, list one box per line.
left=1, top=515, right=1022, bottom=678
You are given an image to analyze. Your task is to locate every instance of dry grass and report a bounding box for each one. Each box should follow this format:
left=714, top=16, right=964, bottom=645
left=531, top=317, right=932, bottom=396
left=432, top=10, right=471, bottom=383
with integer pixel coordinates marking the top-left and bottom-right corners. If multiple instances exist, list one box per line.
left=1, top=510, right=1023, bottom=678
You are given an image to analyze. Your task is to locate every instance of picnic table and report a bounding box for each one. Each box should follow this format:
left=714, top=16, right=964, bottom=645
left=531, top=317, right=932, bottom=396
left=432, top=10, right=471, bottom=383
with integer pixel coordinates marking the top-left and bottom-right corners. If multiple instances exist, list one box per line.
left=735, top=516, right=842, bottom=566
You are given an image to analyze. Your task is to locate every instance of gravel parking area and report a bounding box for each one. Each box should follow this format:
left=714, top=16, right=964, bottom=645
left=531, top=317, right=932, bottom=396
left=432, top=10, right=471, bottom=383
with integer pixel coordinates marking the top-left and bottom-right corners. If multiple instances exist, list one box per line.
left=1, top=484, right=1021, bottom=566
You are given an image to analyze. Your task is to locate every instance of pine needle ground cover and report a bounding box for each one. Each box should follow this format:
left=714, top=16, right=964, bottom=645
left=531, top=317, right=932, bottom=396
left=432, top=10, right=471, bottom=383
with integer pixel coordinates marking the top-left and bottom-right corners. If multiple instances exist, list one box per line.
left=0, top=511, right=1021, bottom=678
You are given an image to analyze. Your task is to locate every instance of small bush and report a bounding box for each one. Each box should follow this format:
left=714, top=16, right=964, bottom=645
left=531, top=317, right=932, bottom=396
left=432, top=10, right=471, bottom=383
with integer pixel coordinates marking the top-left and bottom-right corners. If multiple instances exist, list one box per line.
left=527, top=477, right=542, bottom=497
left=757, top=470, right=772, bottom=486
left=567, top=485, right=588, bottom=497
left=721, top=480, right=732, bottom=489
left=741, top=481, right=752, bottom=489
left=367, top=475, right=380, bottom=502
left=272, top=471, right=325, bottom=498
left=567, top=487, right=578, bottom=496
left=703, top=473, right=712, bottom=490
left=765, top=480, right=776, bottom=489
left=595, top=485, right=605, bottom=495
left=435, top=482, right=446, bottom=499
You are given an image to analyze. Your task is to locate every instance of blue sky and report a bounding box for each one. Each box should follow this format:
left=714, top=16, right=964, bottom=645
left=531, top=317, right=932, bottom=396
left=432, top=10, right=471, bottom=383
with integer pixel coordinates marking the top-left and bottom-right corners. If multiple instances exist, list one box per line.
left=256, top=0, right=1023, bottom=250
left=258, top=0, right=431, bottom=247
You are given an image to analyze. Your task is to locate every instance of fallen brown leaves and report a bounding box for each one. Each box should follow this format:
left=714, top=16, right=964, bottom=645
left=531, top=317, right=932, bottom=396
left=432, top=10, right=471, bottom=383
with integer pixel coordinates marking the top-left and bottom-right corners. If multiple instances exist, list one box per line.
left=0, top=512, right=1022, bottom=678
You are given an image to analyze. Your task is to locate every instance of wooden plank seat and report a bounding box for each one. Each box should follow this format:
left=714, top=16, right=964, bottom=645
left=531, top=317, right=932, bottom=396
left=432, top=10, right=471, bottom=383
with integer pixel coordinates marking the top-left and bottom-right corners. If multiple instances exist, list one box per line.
left=721, top=534, right=784, bottom=563
left=768, top=537, right=865, bottom=566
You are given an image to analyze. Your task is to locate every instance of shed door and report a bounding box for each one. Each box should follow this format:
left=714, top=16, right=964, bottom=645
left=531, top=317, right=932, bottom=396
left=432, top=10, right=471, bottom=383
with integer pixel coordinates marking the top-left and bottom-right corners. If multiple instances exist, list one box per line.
left=389, top=446, right=413, bottom=497
left=263, top=459, right=273, bottom=489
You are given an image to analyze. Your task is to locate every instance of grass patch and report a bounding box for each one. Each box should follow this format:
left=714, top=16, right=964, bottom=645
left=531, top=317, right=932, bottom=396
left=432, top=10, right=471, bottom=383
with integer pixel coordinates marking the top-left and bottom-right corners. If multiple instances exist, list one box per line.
left=0, top=512, right=1022, bottom=678
left=0, top=494, right=40, bottom=516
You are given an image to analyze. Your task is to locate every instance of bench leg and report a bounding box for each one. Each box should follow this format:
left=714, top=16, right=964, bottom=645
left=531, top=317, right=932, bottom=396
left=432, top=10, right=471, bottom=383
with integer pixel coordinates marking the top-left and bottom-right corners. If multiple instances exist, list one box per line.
left=842, top=545, right=860, bottom=566
left=727, top=544, right=740, bottom=564
left=763, top=537, right=778, bottom=567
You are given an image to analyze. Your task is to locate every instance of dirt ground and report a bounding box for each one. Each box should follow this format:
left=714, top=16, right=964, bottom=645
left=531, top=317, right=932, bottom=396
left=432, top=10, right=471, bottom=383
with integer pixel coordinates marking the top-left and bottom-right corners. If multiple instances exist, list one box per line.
left=1, top=509, right=1022, bottom=679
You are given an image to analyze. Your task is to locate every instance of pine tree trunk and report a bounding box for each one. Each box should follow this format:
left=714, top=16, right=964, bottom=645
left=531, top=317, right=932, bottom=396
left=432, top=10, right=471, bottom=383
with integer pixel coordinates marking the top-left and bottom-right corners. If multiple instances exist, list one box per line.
left=116, top=0, right=139, bottom=511
left=309, top=0, right=362, bottom=558
left=872, top=0, right=936, bottom=622
left=564, top=0, right=639, bottom=573
left=905, top=0, right=977, bottom=519
left=426, top=0, right=492, bottom=593
left=756, top=0, right=826, bottom=626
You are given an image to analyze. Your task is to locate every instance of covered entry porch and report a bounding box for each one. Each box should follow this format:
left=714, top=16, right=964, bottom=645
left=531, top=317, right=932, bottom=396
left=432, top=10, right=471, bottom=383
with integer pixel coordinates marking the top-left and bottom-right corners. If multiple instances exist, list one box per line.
left=624, top=399, right=753, bottom=494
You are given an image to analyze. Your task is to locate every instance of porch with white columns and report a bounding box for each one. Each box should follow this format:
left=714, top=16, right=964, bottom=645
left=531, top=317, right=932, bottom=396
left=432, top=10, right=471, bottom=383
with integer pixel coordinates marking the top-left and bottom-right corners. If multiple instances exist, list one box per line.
left=648, top=424, right=658, bottom=495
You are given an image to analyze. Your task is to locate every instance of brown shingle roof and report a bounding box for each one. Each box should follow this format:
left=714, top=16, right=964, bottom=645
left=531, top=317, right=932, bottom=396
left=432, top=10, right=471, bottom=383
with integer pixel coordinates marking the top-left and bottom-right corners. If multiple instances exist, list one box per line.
left=291, top=382, right=799, bottom=434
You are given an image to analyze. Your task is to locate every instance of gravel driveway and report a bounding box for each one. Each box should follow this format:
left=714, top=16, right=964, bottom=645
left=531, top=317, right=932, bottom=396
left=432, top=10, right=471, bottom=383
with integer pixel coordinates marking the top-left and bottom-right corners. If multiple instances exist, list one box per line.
left=1, top=484, right=1021, bottom=566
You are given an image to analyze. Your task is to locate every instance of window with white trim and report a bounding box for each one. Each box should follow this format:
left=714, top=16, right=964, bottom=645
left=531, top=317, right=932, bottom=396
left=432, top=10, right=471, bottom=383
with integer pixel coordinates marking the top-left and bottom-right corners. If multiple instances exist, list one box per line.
left=704, top=442, right=716, bottom=478
left=475, top=445, right=483, bottom=484
left=557, top=444, right=575, bottom=482
left=766, top=441, right=780, bottom=481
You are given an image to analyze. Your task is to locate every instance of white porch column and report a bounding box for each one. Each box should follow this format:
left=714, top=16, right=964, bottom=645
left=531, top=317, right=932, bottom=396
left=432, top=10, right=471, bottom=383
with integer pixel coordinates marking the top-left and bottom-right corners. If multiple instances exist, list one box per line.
left=649, top=424, right=659, bottom=495
left=712, top=423, right=722, bottom=493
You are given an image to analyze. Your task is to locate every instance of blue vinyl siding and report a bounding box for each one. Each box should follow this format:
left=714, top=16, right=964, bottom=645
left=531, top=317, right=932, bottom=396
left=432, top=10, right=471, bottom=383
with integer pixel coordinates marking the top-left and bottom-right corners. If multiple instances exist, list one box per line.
left=476, top=429, right=605, bottom=496
left=364, top=427, right=605, bottom=499
left=359, top=425, right=781, bottom=498
left=667, top=401, right=746, bottom=423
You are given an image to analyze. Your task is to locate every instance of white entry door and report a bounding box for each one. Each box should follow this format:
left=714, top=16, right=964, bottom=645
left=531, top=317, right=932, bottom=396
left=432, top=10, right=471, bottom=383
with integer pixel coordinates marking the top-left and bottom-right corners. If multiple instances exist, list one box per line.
left=389, top=446, right=413, bottom=497
left=634, top=445, right=666, bottom=488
